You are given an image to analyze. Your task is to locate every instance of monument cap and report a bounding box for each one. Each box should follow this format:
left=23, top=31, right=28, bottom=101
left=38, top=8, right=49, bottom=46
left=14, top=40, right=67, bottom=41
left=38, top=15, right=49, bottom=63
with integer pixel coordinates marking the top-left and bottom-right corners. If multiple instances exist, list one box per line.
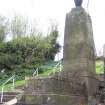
left=74, top=0, right=83, bottom=7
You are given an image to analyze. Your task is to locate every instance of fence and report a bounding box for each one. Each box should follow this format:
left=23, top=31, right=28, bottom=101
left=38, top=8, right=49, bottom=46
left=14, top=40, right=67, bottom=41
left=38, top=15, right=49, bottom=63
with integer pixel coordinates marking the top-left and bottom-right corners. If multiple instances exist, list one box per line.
left=0, top=75, right=15, bottom=102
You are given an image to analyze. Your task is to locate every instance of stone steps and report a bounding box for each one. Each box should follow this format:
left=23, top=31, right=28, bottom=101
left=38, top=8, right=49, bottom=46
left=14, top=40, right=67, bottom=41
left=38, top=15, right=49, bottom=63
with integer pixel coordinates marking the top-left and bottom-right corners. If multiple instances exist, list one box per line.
left=1, top=95, right=16, bottom=102
left=0, top=92, right=22, bottom=104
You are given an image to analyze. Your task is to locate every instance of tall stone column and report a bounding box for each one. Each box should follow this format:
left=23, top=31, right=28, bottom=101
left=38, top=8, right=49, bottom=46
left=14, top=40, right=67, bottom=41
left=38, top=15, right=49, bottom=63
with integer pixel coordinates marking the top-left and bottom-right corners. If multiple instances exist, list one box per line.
left=63, top=6, right=97, bottom=99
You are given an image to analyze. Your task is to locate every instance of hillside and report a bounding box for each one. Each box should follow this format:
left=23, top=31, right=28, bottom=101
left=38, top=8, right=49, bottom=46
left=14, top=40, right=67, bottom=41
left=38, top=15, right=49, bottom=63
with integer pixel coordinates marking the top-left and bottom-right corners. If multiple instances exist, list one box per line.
left=0, top=60, right=104, bottom=91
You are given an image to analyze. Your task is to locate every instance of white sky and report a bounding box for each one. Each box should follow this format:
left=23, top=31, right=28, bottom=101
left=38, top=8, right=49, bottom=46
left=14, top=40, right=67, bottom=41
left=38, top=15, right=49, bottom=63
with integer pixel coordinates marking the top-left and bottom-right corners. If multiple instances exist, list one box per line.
left=0, top=0, right=104, bottom=57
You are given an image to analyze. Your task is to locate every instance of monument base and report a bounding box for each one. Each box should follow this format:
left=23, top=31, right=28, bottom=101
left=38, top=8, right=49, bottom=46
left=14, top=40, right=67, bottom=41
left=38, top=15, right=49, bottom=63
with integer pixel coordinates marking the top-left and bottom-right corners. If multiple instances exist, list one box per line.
left=17, top=76, right=88, bottom=105
left=18, top=93, right=87, bottom=105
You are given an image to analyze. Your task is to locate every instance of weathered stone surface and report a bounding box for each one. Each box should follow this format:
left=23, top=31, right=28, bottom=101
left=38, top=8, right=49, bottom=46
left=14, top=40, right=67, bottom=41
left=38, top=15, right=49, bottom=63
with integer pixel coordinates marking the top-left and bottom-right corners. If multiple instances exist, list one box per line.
left=25, top=76, right=85, bottom=95
left=19, top=93, right=87, bottom=105
left=63, top=7, right=97, bottom=98
left=19, top=76, right=88, bottom=105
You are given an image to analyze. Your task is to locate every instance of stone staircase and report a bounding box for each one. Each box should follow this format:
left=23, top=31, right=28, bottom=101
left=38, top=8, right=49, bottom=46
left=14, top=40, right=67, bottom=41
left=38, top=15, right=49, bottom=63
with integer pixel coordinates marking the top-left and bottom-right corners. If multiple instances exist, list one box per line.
left=0, top=92, right=23, bottom=105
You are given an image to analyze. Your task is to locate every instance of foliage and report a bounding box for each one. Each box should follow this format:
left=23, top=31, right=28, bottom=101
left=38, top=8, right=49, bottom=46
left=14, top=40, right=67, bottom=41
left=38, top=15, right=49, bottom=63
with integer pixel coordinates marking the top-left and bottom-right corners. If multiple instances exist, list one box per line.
left=11, top=15, right=28, bottom=38
left=0, top=17, right=60, bottom=72
left=0, top=80, right=25, bottom=91
left=0, top=15, right=61, bottom=86
left=0, top=16, right=8, bottom=42
left=0, top=59, right=102, bottom=91
left=96, top=60, right=104, bottom=74
left=0, top=61, right=60, bottom=91
left=45, top=25, right=61, bottom=60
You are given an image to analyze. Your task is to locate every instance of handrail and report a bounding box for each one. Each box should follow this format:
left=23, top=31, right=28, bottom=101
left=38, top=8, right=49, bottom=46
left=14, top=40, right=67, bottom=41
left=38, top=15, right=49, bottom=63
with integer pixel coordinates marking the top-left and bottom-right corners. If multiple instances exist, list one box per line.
left=33, top=68, right=38, bottom=77
left=53, top=61, right=61, bottom=73
left=0, top=75, right=15, bottom=103
left=49, top=61, right=62, bottom=76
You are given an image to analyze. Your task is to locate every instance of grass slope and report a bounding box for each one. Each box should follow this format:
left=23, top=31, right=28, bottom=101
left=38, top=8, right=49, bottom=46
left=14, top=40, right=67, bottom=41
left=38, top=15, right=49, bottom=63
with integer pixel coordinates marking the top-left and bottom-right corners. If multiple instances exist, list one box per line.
left=0, top=61, right=61, bottom=91
left=0, top=60, right=103, bottom=91
left=0, top=80, right=25, bottom=91
left=96, top=60, right=104, bottom=74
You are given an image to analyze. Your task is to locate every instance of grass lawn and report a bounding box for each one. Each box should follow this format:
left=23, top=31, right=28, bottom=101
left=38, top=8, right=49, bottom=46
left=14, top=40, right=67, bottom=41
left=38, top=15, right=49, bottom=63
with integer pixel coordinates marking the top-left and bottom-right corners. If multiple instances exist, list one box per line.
left=96, top=60, right=104, bottom=74
left=0, top=68, right=54, bottom=91
left=0, top=64, right=62, bottom=91
left=39, top=66, right=62, bottom=77
left=39, top=69, right=52, bottom=77
left=0, top=80, right=25, bottom=91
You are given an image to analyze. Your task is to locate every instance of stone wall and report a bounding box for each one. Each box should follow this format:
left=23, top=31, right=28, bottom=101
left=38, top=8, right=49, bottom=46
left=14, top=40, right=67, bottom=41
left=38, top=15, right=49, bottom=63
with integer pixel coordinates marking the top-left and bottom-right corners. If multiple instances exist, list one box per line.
left=25, top=76, right=85, bottom=95
left=21, top=94, right=86, bottom=105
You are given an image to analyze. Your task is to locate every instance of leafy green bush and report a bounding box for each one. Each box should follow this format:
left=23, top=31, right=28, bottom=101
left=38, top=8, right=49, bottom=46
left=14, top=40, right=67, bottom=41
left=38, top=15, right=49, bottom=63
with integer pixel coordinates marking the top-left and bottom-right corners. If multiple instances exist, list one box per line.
left=96, top=61, right=104, bottom=74
left=0, top=29, right=60, bottom=71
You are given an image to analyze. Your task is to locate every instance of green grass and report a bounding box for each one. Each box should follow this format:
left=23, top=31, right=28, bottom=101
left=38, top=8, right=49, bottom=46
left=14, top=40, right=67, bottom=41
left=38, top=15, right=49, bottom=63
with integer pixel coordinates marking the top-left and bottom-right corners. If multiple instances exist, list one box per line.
left=39, top=69, right=52, bottom=77
left=39, top=65, right=63, bottom=77
left=0, top=62, right=63, bottom=91
left=0, top=80, right=25, bottom=91
left=96, top=60, right=104, bottom=74
left=40, top=60, right=104, bottom=75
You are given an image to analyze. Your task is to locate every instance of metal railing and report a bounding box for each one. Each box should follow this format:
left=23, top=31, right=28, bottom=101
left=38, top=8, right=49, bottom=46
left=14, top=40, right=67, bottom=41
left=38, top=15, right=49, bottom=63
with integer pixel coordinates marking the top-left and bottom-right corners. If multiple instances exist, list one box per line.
left=32, top=61, right=62, bottom=77
left=49, top=61, right=62, bottom=76
left=0, top=75, right=15, bottom=102
left=33, top=68, right=38, bottom=77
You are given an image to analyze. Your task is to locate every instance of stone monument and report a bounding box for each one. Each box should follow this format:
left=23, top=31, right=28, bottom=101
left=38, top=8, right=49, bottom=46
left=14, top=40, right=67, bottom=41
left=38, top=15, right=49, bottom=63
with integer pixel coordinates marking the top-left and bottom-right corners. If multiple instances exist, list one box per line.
left=63, top=0, right=98, bottom=101
left=17, top=0, right=99, bottom=105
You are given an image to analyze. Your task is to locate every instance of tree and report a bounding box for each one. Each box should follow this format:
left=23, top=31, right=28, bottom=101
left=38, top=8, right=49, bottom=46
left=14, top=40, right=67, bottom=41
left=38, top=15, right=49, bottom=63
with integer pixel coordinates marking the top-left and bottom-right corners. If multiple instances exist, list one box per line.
left=0, top=16, right=8, bottom=42
left=11, top=15, right=28, bottom=38
left=0, top=16, right=60, bottom=71
left=45, top=24, right=61, bottom=60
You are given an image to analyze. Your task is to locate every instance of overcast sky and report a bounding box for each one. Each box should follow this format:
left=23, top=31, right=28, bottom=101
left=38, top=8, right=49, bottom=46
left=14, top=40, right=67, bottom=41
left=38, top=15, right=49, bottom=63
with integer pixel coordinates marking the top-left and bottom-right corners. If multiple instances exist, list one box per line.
left=0, top=0, right=104, bottom=57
